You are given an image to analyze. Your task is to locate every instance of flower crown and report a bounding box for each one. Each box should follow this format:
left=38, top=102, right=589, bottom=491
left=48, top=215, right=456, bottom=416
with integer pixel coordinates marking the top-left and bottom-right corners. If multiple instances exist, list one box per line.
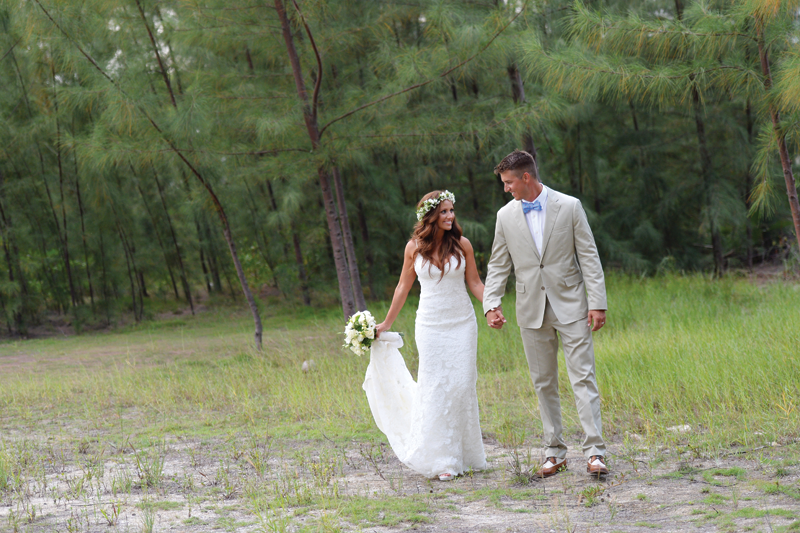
left=416, top=190, right=456, bottom=221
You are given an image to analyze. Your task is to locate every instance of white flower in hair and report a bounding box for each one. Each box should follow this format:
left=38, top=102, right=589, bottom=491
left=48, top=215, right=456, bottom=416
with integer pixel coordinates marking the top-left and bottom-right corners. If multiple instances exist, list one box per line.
left=416, top=190, right=456, bottom=221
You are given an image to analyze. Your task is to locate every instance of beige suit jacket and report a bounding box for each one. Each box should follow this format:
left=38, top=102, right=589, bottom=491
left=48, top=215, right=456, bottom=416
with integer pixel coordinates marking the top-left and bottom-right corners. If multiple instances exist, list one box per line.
left=483, top=188, right=607, bottom=329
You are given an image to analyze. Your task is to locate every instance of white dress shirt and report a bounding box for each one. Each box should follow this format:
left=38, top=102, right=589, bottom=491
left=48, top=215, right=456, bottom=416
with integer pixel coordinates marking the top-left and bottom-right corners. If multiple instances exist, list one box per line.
left=523, top=185, right=548, bottom=256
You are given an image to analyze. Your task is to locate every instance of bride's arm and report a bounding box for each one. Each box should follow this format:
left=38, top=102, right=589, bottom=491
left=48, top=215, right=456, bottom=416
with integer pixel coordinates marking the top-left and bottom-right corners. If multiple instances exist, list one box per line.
left=375, top=240, right=417, bottom=338
left=461, top=237, right=485, bottom=303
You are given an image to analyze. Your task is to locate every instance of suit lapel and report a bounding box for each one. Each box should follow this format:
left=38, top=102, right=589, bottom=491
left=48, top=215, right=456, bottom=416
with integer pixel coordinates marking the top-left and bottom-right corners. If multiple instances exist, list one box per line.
left=540, top=191, right=561, bottom=259
left=512, top=200, right=541, bottom=261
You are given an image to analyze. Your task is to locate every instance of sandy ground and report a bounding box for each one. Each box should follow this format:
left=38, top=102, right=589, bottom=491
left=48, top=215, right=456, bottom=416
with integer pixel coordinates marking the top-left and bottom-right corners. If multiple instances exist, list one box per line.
left=1, top=431, right=798, bottom=533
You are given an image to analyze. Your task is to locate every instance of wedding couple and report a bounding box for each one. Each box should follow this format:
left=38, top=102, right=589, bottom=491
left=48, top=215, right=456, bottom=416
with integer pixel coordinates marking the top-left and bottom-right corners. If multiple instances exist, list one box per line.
left=366, top=149, right=608, bottom=481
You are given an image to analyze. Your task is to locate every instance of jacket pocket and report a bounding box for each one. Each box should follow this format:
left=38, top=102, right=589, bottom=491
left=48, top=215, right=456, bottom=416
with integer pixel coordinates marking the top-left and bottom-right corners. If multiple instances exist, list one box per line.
left=551, top=224, right=570, bottom=235
left=564, top=272, right=583, bottom=287
left=516, top=281, right=526, bottom=293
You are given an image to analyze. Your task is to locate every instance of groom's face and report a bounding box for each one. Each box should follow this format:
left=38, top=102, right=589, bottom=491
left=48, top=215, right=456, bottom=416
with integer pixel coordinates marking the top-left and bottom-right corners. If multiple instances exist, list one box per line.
left=499, top=171, right=532, bottom=201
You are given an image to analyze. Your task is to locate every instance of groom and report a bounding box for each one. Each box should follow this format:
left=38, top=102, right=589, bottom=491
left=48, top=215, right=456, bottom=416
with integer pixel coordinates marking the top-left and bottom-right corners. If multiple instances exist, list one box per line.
left=483, top=149, right=609, bottom=477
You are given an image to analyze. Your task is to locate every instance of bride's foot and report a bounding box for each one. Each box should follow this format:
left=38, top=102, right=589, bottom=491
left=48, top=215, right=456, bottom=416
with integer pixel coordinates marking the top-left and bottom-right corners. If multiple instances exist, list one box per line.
left=438, top=472, right=455, bottom=481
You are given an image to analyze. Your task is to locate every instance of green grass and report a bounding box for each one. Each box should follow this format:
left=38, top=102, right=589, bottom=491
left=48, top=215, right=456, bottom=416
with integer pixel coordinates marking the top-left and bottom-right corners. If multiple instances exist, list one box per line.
left=701, top=494, right=729, bottom=505
left=1, top=273, right=799, bottom=450
left=755, top=480, right=800, bottom=500
left=3, top=272, right=797, bottom=531
left=463, top=487, right=544, bottom=507
left=330, top=495, right=433, bottom=526
left=728, top=507, right=798, bottom=519
left=703, top=467, right=747, bottom=486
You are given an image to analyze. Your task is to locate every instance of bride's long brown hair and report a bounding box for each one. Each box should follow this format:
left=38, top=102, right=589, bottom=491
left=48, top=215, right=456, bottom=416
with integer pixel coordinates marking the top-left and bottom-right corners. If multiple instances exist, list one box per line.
left=412, top=191, right=464, bottom=279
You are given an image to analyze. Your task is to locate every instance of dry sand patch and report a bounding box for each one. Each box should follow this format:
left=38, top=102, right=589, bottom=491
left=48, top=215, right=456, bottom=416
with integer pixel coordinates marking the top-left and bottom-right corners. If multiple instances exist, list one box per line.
left=1, top=432, right=798, bottom=532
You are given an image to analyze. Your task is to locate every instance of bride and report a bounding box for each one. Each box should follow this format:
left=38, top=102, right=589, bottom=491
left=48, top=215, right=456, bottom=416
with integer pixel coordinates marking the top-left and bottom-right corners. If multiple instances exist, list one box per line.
left=367, top=190, right=487, bottom=481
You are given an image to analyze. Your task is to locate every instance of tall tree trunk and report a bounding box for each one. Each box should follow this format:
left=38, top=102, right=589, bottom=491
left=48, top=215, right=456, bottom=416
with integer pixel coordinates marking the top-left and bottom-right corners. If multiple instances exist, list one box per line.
left=22, top=194, right=63, bottom=312
left=242, top=179, right=283, bottom=294
left=522, top=132, right=538, bottom=164
left=52, top=66, right=78, bottom=307
left=276, top=0, right=356, bottom=318
left=508, top=63, right=539, bottom=164
left=757, top=22, right=800, bottom=256
left=139, top=0, right=264, bottom=333
left=319, top=167, right=357, bottom=318
left=73, top=154, right=95, bottom=309
left=98, top=231, right=111, bottom=325
left=221, top=258, right=237, bottom=300
left=203, top=219, right=224, bottom=293
left=332, top=166, right=366, bottom=311
left=39, top=152, right=70, bottom=309
left=198, top=228, right=213, bottom=294
left=139, top=270, right=149, bottom=299
left=291, top=222, right=312, bottom=306
left=692, top=86, right=724, bottom=276
left=135, top=178, right=180, bottom=300
left=139, top=3, right=199, bottom=308
left=10, top=40, right=69, bottom=306
left=264, top=179, right=292, bottom=260
left=153, top=170, right=194, bottom=313
left=135, top=0, right=177, bottom=108
left=744, top=100, right=754, bottom=270
left=117, top=222, right=141, bottom=321
left=117, top=219, right=146, bottom=319
left=177, top=167, right=262, bottom=347
left=508, top=64, right=525, bottom=104
left=629, top=101, right=648, bottom=169
left=0, top=178, right=28, bottom=333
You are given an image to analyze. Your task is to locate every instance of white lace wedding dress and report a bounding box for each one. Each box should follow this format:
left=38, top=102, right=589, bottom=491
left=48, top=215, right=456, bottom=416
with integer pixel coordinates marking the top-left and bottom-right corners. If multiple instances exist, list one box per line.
left=363, top=254, right=486, bottom=478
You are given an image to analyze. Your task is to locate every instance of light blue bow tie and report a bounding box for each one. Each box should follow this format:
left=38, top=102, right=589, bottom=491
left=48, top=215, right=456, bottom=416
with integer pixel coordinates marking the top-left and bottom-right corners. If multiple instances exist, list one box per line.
left=522, top=199, right=542, bottom=214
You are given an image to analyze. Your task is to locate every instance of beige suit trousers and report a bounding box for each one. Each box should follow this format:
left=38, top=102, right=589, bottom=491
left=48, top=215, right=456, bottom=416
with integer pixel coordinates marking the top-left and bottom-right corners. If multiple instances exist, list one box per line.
left=519, top=298, right=605, bottom=460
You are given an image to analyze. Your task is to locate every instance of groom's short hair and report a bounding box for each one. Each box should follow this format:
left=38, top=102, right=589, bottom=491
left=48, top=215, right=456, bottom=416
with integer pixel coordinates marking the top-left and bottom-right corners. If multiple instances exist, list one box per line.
left=494, top=150, right=539, bottom=181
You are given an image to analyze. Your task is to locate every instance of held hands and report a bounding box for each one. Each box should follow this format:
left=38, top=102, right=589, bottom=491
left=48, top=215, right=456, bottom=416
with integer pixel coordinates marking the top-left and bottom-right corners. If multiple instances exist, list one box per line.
left=588, top=310, right=606, bottom=332
left=486, top=307, right=507, bottom=329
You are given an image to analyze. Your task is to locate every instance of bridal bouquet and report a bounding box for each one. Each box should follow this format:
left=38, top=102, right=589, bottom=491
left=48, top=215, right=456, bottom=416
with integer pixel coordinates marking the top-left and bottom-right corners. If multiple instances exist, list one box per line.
left=343, top=310, right=377, bottom=356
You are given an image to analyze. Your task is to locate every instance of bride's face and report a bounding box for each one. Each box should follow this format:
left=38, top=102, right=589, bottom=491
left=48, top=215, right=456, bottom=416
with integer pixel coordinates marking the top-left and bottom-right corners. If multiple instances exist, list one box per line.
left=435, top=200, right=455, bottom=232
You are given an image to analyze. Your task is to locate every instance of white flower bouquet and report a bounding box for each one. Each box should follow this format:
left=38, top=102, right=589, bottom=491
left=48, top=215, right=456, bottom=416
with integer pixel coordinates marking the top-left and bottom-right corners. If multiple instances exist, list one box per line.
left=343, top=310, right=377, bottom=356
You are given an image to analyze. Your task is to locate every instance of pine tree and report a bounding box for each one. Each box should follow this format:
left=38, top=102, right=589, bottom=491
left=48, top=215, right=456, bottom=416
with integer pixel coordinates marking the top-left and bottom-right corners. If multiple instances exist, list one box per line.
left=521, top=0, right=800, bottom=263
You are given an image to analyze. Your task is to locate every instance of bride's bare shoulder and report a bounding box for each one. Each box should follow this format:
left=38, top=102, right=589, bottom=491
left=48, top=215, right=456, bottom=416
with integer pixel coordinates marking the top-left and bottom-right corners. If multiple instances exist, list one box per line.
left=404, top=240, right=418, bottom=255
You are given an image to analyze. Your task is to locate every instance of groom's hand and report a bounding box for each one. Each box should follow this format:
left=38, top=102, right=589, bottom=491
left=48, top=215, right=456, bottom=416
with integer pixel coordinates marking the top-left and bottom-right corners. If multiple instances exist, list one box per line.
left=588, top=310, right=606, bottom=332
left=486, top=307, right=507, bottom=329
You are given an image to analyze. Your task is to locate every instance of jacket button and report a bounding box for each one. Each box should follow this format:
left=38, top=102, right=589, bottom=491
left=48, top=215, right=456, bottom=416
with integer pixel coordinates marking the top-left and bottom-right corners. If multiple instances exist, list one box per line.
left=540, top=265, right=544, bottom=268
left=541, top=286, right=545, bottom=290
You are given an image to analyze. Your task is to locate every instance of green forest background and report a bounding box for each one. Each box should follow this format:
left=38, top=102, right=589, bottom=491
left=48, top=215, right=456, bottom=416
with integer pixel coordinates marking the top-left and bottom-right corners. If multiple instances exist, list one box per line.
left=1, top=0, right=799, bottom=343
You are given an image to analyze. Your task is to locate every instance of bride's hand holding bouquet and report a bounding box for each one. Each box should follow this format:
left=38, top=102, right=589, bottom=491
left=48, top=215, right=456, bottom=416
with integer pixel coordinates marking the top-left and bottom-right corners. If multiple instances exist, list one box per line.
left=343, top=311, right=377, bottom=356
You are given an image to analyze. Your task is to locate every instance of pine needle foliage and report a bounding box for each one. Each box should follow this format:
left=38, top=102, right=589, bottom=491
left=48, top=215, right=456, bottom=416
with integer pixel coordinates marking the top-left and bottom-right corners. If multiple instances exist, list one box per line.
left=0, top=0, right=796, bottom=335
left=521, top=0, right=800, bottom=258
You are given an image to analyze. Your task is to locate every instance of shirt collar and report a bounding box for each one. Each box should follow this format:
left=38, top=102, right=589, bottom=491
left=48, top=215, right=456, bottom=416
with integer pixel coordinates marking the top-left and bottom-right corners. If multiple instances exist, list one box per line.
left=521, top=184, right=547, bottom=210
left=520, top=184, right=549, bottom=213
left=535, top=185, right=548, bottom=206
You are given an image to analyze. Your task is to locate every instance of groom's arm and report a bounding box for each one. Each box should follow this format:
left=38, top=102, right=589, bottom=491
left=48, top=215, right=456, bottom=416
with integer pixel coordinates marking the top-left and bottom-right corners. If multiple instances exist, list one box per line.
left=483, top=213, right=513, bottom=317
left=571, top=201, right=607, bottom=312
